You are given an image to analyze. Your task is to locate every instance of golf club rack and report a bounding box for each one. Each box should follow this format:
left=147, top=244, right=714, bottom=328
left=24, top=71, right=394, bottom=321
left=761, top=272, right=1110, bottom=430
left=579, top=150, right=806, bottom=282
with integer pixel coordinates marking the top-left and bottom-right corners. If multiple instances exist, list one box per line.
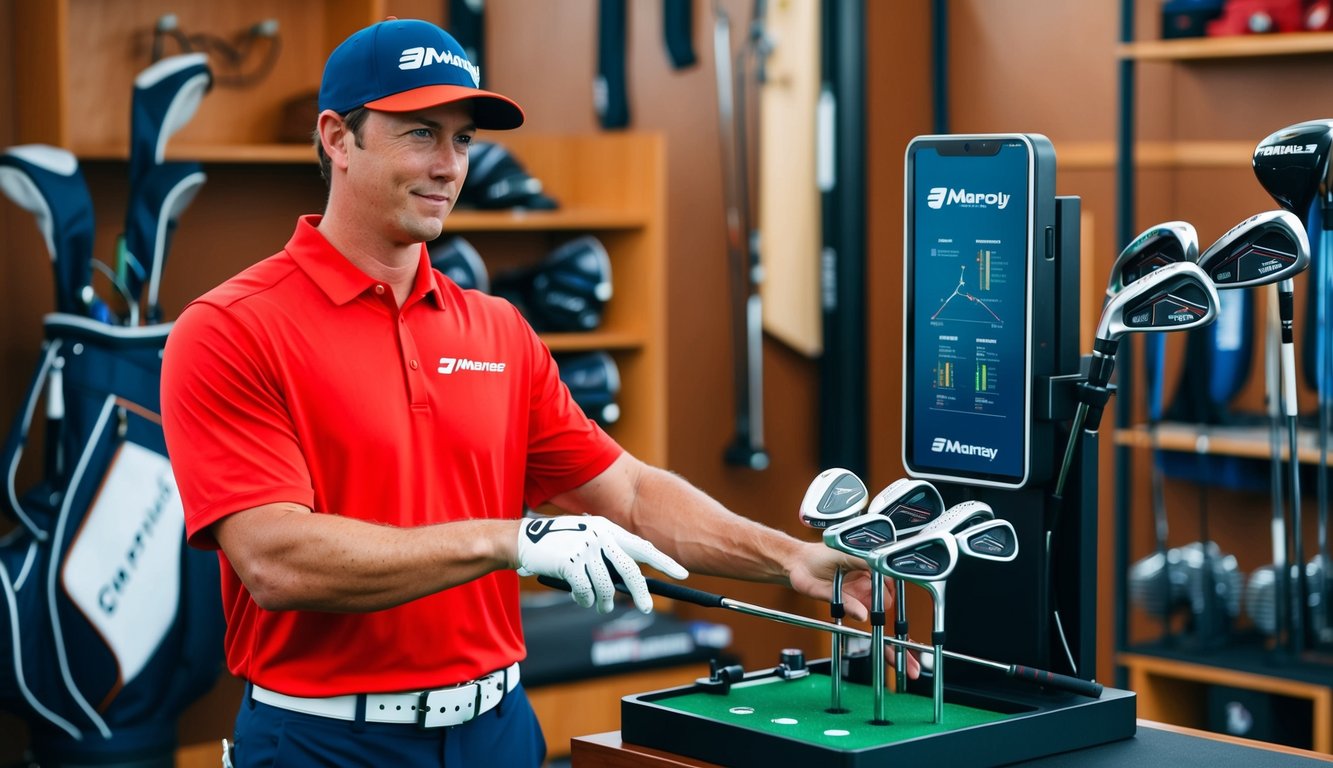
left=612, top=137, right=1138, bottom=768
left=0, top=54, right=225, bottom=766
left=1115, top=119, right=1333, bottom=747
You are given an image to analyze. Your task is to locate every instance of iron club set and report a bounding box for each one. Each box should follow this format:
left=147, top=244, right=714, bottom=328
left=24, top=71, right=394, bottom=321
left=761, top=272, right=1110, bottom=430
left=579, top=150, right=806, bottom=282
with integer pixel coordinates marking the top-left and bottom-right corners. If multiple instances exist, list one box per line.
left=798, top=467, right=870, bottom=712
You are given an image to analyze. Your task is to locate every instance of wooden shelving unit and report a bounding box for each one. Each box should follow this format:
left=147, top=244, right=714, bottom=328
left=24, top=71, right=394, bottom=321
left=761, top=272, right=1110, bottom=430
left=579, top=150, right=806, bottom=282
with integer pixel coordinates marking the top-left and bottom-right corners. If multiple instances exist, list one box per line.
left=1115, top=421, right=1329, bottom=465
left=1113, top=4, right=1333, bottom=753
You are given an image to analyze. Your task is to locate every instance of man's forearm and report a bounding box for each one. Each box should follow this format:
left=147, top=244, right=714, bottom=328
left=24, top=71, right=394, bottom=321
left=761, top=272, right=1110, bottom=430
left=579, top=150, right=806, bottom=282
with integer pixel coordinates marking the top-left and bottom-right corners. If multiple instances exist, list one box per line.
left=620, top=465, right=805, bottom=585
left=214, top=504, right=522, bottom=613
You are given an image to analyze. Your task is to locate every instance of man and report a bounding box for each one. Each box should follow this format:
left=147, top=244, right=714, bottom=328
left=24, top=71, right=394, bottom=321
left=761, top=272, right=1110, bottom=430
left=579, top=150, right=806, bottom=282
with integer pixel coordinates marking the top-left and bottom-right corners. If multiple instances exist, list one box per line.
left=161, top=18, right=905, bottom=767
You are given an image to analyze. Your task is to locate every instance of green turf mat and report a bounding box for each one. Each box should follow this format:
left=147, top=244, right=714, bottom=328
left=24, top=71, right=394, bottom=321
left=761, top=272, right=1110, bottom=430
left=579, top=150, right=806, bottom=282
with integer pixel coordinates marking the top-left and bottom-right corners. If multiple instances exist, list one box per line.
left=658, top=673, right=1017, bottom=749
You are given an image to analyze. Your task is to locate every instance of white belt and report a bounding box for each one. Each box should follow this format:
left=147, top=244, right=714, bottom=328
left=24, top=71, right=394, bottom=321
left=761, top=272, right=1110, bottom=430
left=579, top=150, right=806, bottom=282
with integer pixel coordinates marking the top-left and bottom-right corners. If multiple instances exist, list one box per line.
left=250, top=662, right=520, bottom=729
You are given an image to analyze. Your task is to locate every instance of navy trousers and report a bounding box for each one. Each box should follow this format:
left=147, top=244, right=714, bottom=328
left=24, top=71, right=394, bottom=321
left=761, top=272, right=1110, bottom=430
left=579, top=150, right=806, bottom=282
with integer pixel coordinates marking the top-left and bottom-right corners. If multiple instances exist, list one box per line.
left=231, top=683, right=547, bottom=767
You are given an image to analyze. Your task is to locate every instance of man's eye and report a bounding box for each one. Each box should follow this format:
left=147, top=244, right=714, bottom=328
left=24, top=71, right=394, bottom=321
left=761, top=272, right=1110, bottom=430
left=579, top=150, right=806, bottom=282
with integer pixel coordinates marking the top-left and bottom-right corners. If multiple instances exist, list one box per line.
left=412, top=128, right=434, bottom=139
left=457, top=134, right=474, bottom=146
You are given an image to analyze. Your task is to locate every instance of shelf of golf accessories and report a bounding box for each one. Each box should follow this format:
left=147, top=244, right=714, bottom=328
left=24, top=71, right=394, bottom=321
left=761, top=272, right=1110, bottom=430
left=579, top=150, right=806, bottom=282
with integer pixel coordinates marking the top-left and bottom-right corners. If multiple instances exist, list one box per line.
left=1115, top=422, right=1331, bottom=464
left=1118, top=646, right=1333, bottom=752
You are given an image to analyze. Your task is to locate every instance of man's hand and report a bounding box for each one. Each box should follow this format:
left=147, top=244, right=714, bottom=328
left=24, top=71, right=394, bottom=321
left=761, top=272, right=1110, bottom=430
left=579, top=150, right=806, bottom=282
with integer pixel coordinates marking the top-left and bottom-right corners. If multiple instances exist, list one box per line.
left=515, top=515, right=688, bottom=613
left=787, top=541, right=922, bottom=679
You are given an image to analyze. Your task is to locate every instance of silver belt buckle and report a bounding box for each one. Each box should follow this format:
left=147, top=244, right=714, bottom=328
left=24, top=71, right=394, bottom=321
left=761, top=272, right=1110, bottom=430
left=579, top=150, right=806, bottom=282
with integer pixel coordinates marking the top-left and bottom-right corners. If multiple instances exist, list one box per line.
left=416, top=682, right=481, bottom=729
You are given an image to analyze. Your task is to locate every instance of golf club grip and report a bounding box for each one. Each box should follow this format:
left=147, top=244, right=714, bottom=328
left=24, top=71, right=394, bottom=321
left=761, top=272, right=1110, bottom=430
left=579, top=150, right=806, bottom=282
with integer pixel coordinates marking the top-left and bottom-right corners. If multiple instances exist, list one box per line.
left=1009, top=665, right=1102, bottom=698
left=534, top=575, right=726, bottom=609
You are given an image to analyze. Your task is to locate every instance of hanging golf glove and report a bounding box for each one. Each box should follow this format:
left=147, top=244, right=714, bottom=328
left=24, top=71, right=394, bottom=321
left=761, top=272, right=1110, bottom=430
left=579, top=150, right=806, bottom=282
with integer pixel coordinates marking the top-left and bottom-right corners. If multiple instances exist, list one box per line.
left=515, top=515, right=688, bottom=613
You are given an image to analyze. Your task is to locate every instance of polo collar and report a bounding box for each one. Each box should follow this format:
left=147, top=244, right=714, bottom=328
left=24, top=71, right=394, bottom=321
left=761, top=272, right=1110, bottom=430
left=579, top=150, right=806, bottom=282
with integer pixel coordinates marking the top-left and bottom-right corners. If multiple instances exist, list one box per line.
left=285, top=215, right=447, bottom=309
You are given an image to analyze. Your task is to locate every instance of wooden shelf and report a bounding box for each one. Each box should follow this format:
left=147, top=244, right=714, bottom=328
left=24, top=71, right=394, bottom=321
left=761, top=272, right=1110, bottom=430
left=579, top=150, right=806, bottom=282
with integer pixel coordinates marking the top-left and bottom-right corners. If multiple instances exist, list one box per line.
left=1118, top=651, right=1333, bottom=752
left=446, top=207, right=649, bottom=232
left=543, top=331, right=647, bottom=353
left=76, top=143, right=318, bottom=164
left=1120, top=32, right=1333, bottom=61
left=1058, top=140, right=1254, bottom=170
left=1114, top=421, right=1329, bottom=465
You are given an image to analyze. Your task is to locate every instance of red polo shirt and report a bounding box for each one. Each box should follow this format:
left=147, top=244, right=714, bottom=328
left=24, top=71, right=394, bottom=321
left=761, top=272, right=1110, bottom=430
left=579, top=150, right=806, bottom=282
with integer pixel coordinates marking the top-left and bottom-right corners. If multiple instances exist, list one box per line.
left=161, top=215, right=622, bottom=695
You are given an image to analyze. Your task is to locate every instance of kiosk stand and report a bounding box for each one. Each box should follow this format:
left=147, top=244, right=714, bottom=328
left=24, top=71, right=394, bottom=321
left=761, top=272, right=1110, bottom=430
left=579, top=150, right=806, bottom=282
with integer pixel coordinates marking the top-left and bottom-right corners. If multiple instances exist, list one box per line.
left=598, top=153, right=1138, bottom=765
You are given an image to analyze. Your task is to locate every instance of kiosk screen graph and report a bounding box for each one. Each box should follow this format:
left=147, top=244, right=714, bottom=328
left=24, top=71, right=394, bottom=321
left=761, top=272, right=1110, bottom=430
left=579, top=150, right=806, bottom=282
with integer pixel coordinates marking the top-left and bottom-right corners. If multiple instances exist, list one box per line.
left=906, top=138, right=1035, bottom=486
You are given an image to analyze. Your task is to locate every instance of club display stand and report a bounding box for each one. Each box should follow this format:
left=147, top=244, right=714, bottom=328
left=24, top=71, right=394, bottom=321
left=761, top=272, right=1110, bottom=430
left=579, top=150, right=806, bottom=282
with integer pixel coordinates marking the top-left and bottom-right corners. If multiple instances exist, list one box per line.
left=574, top=192, right=1137, bottom=766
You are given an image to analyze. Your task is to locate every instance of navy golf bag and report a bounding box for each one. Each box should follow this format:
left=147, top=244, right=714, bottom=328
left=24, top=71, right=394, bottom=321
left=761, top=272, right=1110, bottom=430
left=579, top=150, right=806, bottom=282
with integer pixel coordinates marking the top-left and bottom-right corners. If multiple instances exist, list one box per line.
left=0, top=315, right=224, bottom=766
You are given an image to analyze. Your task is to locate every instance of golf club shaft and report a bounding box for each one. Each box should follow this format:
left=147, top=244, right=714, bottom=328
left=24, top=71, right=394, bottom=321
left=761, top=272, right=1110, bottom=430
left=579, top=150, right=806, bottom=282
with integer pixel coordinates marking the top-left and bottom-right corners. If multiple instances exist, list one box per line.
left=831, top=566, right=844, bottom=710
left=1280, top=279, right=1307, bottom=654
left=1321, top=228, right=1332, bottom=644
left=895, top=577, right=908, bottom=693
left=871, top=575, right=886, bottom=723
left=537, top=575, right=1103, bottom=698
left=1266, top=289, right=1291, bottom=653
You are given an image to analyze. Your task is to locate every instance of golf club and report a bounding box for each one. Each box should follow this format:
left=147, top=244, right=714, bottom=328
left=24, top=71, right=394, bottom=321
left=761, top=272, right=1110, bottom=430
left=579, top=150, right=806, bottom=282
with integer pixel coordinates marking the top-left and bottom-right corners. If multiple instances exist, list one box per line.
left=1254, top=119, right=1333, bottom=652
left=1050, top=260, right=1219, bottom=673
left=714, top=0, right=772, bottom=471
left=871, top=531, right=958, bottom=724
left=823, top=511, right=897, bottom=724
left=798, top=467, right=869, bottom=712
left=536, top=574, right=1102, bottom=698
left=1196, top=209, right=1311, bottom=653
left=867, top=477, right=945, bottom=693
left=1105, top=220, right=1197, bottom=644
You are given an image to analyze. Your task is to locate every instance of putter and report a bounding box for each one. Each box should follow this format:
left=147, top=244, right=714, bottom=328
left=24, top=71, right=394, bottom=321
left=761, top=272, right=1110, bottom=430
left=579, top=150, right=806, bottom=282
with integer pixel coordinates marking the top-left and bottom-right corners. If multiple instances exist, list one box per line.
left=1196, top=209, right=1311, bottom=654
left=798, top=468, right=869, bottom=712
left=0, top=145, right=97, bottom=316
left=871, top=531, right=959, bottom=724
left=867, top=478, right=945, bottom=693
left=823, top=511, right=897, bottom=724
left=1254, top=120, right=1333, bottom=652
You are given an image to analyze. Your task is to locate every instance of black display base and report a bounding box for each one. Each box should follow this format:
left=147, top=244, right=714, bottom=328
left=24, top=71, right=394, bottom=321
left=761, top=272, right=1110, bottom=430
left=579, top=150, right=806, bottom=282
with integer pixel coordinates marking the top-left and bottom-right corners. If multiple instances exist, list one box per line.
left=621, top=660, right=1136, bottom=768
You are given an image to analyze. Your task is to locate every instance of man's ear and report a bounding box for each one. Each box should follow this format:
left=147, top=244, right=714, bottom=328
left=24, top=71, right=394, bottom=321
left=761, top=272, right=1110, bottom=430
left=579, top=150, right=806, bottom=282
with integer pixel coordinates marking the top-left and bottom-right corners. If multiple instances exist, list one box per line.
left=317, top=109, right=353, bottom=172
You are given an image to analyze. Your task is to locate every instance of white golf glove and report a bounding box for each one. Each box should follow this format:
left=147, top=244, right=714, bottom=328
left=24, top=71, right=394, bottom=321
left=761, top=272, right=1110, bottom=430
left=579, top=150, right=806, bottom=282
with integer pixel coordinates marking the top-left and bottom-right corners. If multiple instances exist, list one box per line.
left=515, top=515, right=688, bottom=614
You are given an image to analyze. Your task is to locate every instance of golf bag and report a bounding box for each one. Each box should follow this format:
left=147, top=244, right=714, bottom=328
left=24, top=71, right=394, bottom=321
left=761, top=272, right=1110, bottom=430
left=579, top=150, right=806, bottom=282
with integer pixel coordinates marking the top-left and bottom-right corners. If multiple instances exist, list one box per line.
left=0, top=315, right=224, bottom=765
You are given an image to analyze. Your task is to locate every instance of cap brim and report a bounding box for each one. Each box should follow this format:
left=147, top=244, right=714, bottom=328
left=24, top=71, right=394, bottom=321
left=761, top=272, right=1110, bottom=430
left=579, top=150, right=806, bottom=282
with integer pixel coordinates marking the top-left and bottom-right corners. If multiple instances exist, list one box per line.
left=365, top=85, right=525, bottom=130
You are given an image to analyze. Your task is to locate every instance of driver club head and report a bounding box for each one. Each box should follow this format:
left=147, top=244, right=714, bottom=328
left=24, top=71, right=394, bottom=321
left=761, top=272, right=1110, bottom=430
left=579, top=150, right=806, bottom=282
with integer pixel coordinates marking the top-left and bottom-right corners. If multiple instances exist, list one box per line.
left=918, top=499, right=996, bottom=537
left=954, top=518, right=1019, bottom=562
left=867, top=478, right=945, bottom=538
left=1096, top=260, right=1221, bottom=345
left=1106, top=220, right=1198, bottom=299
left=799, top=468, right=869, bottom=530
left=1253, top=119, right=1333, bottom=224
left=1195, top=209, right=1310, bottom=290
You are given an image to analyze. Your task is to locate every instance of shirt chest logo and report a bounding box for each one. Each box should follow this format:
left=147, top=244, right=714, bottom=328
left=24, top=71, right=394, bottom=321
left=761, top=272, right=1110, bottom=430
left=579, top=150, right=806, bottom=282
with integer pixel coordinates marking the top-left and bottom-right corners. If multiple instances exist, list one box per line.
left=438, top=356, right=507, bottom=375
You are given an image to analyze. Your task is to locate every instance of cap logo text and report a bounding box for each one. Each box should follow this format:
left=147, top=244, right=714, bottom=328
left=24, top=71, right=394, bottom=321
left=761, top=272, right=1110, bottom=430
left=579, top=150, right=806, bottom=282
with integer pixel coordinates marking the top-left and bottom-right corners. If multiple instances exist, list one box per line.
left=399, top=47, right=481, bottom=87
